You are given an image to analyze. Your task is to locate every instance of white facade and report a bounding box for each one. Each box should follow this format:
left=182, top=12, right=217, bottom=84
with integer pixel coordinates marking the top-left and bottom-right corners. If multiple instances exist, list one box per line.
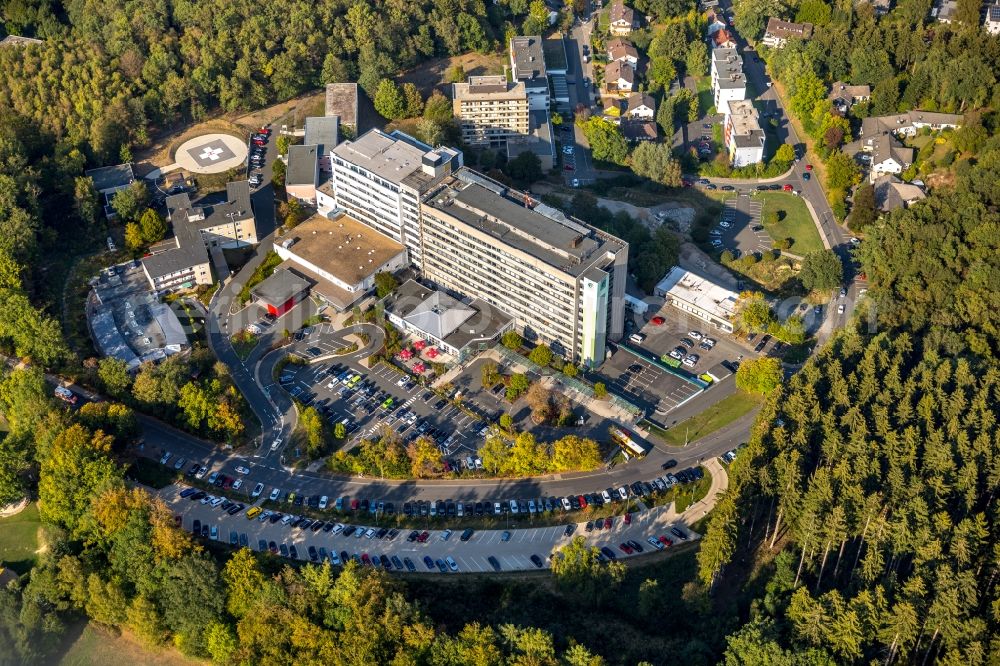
left=725, top=99, right=765, bottom=167
left=711, top=47, right=746, bottom=114
left=655, top=267, right=737, bottom=333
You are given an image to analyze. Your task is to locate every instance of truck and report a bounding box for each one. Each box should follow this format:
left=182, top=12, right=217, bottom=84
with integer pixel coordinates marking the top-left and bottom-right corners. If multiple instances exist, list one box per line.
left=54, top=386, right=77, bottom=405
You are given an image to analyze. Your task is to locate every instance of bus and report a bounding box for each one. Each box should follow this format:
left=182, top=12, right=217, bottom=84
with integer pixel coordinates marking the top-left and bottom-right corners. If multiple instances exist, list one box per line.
left=609, top=425, right=649, bottom=459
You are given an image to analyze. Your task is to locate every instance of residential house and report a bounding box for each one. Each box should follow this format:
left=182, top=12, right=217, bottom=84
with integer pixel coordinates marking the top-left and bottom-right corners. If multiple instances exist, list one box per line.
left=873, top=174, right=926, bottom=212
left=861, top=110, right=963, bottom=138
left=829, top=82, right=872, bottom=114
left=285, top=144, right=319, bottom=204
left=452, top=75, right=530, bottom=147
left=705, top=11, right=727, bottom=34
left=868, top=135, right=914, bottom=182
left=932, top=0, right=957, bottom=22
left=607, top=38, right=639, bottom=66
left=621, top=120, right=658, bottom=142
left=986, top=2, right=1000, bottom=33
left=510, top=36, right=549, bottom=111
left=762, top=17, right=813, bottom=48
left=626, top=92, right=655, bottom=119
left=724, top=100, right=765, bottom=167
left=711, top=47, right=746, bottom=114
left=712, top=29, right=737, bottom=48
left=604, top=60, right=635, bottom=93
left=609, top=0, right=637, bottom=35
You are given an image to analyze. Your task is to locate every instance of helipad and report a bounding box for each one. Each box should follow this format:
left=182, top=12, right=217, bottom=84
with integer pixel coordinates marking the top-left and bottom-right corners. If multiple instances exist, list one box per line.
left=174, top=133, right=248, bottom=174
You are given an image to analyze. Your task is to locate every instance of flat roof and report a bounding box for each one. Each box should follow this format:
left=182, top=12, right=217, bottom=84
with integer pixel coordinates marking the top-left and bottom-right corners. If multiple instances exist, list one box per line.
left=507, top=110, right=554, bottom=161
left=85, top=163, right=135, bottom=193
left=324, top=83, right=358, bottom=125
left=424, top=168, right=626, bottom=277
left=250, top=267, right=313, bottom=305
left=542, top=37, right=568, bottom=71
left=279, top=213, right=406, bottom=285
left=657, top=266, right=738, bottom=319
left=332, top=129, right=429, bottom=186
left=454, top=77, right=527, bottom=100
left=304, top=116, right=339, bottom=152
left=510, top=36, right=547, bottom=80
left=286, top=144, right=318, bottom=186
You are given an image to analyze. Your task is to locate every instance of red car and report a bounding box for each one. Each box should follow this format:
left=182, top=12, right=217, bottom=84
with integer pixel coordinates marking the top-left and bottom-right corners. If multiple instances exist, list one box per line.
left=361, top=554, right=371, bottom=566
left=577, top=495, right=587, bottom=508
left=417, top=531, right=430, bottom=543
left=783, top=184, right=793, bottom=191
left=805, top=164, right=813, bottom=171
left=221, top=476, right=233, bottom=489
left=658, top=535, right=673, bottom=547
left=350, top=498, right=359, bottom=511
left=564, top=164, right=575, bottom=171
left=603, top=517, right=613, bottom=529
left=651, top=316, right=665, bottom=325
left=259, top=127, right=271, bottom=135
left=624, top=512, right=632, bottom=525
left=253, top=138, right=266, bottom=146
left=619, top=543, right=633, bottom=554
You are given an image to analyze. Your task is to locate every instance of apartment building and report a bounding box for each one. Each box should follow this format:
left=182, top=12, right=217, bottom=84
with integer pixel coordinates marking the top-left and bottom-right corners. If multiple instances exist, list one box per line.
left=141, top=181, right=256, bottom=293
left=509, top=36, right=549, bottom=111
left=418, top=169, right=628, bottom=366
left=452, top=76, right=530, bottom=147
left=725, top=100, right=765, bottom=167
left=329, top=129, right=462, bottom=266
left=711, top=47, right=746, bottom=114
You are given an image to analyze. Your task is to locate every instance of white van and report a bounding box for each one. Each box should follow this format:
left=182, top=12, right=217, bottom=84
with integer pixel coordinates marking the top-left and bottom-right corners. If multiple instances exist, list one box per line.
left=629, top=332, right=646, bottom=344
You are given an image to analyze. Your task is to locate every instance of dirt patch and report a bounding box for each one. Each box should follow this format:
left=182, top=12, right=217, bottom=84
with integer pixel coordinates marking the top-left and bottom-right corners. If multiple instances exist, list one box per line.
left=233, top=89, right=327, bottom=134
left=678, top=243, right=740, bottom=290
left=0, top=497, right=28, bottom=518
left=397, top=52, right=506, bottom=97
left=57, top=623, right=200, bottom=666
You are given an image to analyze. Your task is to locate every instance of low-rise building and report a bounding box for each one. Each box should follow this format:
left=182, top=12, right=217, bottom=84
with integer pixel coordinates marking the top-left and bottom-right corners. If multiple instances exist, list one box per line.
left=606, top=38, right=639, bottom=65
left=654, top=266, right=738, bottom=333
left=932, top=0, right=957, bottom=22
left=861, top=110, right=963, bottom=138
left=868, top=135, right=914, bottom=182
left=626, top=92, right=655, bottom=119
left=724, top=100, right=765, bottom=167
left=609, top=0, right=637, bottom=35
left=604, top=60, right=635, bottom=93
left=712, top=28, right=737, bottom=48
left=510, top=36, right=550, bottom=111
left=285, top=144, right=319, bottom=204
left=272, top=212, right=409, bottom=312
left=383, top=279, right=515, bottom=362
left=506, top=110, right=556, bottom=171
left=304, top=116, right=339, bottom=177
left=986, top=2, right=1000, bottom=33
left=762, top=17, right=813, bottom=48
left=85, top=163, right=136, bottom=218
left=621, top=120, right=658, bottom=142
left=452, top=76, right=530, bottom=147
left=324, top=82, right=359, bottom=130
left=141, top=181, right=256, bottom=293
left=873, top=174, right=926, bottom=212
left=711, top=47, right=746, bottom=114
left=829, top=82, right=872, bottom=113
left=249, top=268, right=313, bottom=318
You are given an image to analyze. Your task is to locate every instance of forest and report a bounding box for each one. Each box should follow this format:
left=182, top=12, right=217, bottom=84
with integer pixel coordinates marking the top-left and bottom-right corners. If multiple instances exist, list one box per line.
left=695, top=132, right=1000, bottom=663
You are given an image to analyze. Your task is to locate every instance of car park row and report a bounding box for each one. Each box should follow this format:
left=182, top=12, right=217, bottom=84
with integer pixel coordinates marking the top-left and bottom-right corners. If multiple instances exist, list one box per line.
left=169, top=483, right=696, bottom=573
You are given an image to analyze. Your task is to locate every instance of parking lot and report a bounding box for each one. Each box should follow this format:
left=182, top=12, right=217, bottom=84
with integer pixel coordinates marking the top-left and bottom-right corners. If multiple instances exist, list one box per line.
left=711, top=194, right=768, bottom=257
left=598, top=350, right=702, bottom=417
left=276, top=341, right=486, bottom=462
left=162, top=484, right=699, bottom=573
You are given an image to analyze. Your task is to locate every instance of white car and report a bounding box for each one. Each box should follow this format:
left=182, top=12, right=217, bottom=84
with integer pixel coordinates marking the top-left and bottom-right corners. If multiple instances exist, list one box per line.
left=668, top=349, right=683, bottom=360
left=200, top=494, right=214, bottom=505
left=571, top=178, right=580, bottom=187
left=561, top=497, right=572, bottom=511
left=318, top=495, right=329, bottom=509
left=446, top=556, right=458, bottom=571
left=648, top=536, right=665, bottom=551
left=618, top=486, right=628, bottom=500
left=270, top=438, right=282, bottom=451
left=210, top=496, right=224, bottom=507
left=441, top=529, right=453, bottom=541
left=837, top=304, right=846, bottom=314
left=251, top=483, right=265, bottom=498
left=332, top=523, right=345, bottom=534
left=235, top=465, right=250, bottom=475
left=269, top=488, right=281, bottom=501
left=688, top=331, right=703, bottom=340
left=281, top=514, right=294, bottom=525
left=232, top=479, right=244, bottom=490
left=602, top=490, right=613, bottom=503
left=365, top=528, right=376, bottom=538
left=195, top=466, right=208, bottom=479
left=719, top=221, right=731, bottom=228
left=258, top=510, right=271, bottom=522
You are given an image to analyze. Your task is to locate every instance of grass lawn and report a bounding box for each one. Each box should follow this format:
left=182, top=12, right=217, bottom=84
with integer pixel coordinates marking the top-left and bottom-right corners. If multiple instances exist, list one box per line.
left=657, top=392, right=762, bottom=445
left=695, top=75, right=713, bottom=114
left=0, top=502, right=45, bottom=575
left=754, top=191, right=824, bottom=255
left=59, top=623, right=198, bottom=666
